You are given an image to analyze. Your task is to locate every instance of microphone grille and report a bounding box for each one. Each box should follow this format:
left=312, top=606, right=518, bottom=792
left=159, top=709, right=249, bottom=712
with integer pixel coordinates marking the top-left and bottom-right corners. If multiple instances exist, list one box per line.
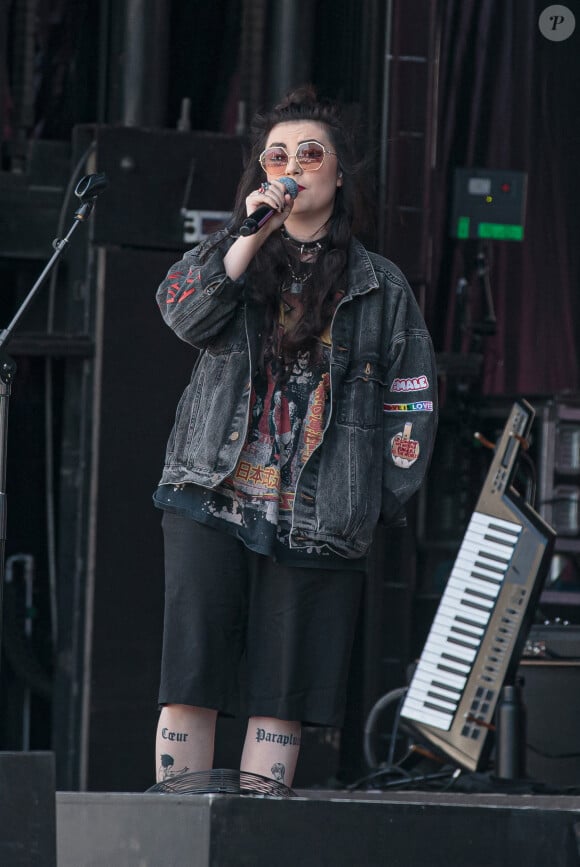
left=279, top=177, right=299, bottom=199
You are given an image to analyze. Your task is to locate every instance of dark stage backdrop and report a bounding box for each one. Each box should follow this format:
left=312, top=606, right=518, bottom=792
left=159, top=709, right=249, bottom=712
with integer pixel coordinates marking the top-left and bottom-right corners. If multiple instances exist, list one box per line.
left=427, top=0, right=580, bottom=397
left=6, top=0, right=577, bottom=395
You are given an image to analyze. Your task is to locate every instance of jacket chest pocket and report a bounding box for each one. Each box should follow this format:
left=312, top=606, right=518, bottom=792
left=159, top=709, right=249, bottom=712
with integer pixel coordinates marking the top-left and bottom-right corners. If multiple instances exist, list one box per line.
left=336, top=360, right=386, bottom=429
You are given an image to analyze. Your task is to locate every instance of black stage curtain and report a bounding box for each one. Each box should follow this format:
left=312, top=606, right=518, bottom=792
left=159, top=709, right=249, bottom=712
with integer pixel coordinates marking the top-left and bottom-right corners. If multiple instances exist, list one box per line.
left=428, top=0, right=579, bottom=397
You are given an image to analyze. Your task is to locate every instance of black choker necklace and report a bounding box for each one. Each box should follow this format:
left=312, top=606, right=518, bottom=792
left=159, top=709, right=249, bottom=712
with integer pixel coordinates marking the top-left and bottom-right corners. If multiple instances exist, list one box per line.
left=280, top=226, right=326, bottom=256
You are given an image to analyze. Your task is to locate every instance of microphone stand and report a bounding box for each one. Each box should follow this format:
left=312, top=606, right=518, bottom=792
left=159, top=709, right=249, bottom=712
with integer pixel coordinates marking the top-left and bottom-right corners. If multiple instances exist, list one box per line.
left=0, top=172, right=107, bottom=682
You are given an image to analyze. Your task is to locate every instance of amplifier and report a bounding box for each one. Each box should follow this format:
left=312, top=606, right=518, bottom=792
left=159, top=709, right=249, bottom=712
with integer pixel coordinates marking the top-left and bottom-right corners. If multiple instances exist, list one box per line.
left=523, top=622, right=580, bottom=660
left=517, top=659, right=580, bottom=787
left=518, top=623, right=580, bottom=787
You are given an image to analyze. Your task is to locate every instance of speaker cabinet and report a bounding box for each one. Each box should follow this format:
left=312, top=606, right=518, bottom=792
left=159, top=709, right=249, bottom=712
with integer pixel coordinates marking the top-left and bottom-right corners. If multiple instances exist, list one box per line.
left=52, top=127, right=243, bottom=792
left=519, top=660, right=580, bottom=787
left=53, top=246, right=195, bottom=791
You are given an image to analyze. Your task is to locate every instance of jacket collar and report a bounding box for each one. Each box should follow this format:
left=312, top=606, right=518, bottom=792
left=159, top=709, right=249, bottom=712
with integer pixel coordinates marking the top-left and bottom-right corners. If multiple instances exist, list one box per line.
left=345, top=238, right=380, bottom=298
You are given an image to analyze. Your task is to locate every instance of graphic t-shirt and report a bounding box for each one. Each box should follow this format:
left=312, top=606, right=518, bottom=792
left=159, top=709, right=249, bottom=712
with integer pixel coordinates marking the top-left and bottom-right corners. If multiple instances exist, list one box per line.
left=154, top=281, right=366, bottom=570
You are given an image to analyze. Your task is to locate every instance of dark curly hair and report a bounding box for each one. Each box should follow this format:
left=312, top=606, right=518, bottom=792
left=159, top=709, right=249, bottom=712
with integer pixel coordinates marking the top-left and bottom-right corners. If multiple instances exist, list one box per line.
left=230, top=85, right=368, bottom=370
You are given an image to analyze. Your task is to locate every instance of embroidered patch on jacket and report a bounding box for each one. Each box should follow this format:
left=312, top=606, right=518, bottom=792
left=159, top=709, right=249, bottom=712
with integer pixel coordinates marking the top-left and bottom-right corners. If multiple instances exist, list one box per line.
left=391, top=422, right=420, bottom=468
left=390, top=375, right=429, bottom=393
left=166, top=269, right=200, bottom=304
left=384, top=401, right=434, bottom=413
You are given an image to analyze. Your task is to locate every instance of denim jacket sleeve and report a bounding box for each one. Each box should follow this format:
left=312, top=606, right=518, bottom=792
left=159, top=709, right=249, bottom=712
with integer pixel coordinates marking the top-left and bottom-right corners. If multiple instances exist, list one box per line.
left=156, top=230, right=244, bottom=347
left=378, top=267, right=438, bottom=525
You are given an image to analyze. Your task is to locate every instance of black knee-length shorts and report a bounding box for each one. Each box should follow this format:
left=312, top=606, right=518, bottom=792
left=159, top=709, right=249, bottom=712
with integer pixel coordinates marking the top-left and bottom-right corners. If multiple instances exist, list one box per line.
left=158, top=512, right=364, bottom=727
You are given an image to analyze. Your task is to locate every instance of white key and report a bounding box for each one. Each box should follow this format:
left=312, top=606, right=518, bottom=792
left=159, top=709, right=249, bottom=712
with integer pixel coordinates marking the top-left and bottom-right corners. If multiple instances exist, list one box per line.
left=422, top=649, right=471, bottom=675
left=463, top=531, right=517, bottom=560
left=448, top=573, right=501, bottom=598
left=411, top=669, right=461, bottom=694
left=455, top=557, right=505, bottom=583
left=436, top=599, right=490, bottom=626
left=444, top=585, right=495, bottom=610
left=401, top=699, right=453, bottom=731
left=433, top=611, right=485, bottom=639
left=431, top=623, right=480, bottom=650
left=414, top=660, right=467, bottom=691
left=406, top=683, right=458, bottom=709
left=471, top=512, right=521, bottom=534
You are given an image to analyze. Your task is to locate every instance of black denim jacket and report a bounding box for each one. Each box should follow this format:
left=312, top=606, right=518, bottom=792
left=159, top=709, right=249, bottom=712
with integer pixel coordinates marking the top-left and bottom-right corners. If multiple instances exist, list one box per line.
left=156, top=230, right=438, bottom=558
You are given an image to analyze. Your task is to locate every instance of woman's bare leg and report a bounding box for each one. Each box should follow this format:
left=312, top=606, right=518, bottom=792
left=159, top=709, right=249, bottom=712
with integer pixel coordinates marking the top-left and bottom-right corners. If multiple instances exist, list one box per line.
left=155, top=704, right=218, bottom=782
left=240, top=716, right=301, bottom=787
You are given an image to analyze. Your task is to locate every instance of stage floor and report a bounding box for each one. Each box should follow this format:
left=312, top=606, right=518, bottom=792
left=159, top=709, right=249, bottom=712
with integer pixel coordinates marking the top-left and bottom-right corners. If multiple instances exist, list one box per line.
left=56, top=787, right=580, bottom=867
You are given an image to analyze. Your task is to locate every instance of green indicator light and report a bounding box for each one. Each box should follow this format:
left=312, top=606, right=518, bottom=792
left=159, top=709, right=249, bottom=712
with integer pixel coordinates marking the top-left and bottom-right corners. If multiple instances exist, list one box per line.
left=477, top=223, right=524, bottom=241
left=457, top=216, right=470, bottom=238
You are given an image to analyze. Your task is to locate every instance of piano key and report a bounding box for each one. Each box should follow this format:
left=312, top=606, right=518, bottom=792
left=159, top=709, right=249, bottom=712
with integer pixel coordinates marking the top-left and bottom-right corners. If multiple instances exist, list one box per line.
left=407, top=694, right=459, bottom=719
left=432, top=614, right=484, bottom=640
left=476, top=549, right=513, bottom=565
left=433, top=608, right=485, bottom=627
left=452, top=561, right=505, bottom=582
left=472, top=559, right=505, bottom=576
left=461, top=597, right=495, bottom=614
left=484, top=532, right=518, bottom=549
left=434, top=616, right=483, bottom=639
left=415, top=655, right=468, bottom=681
left=465, top=521, right=519, bottom=545
left=428, top=691, right=460, bottom=709
left=474, top=524, right=521, bottom=545
left=459, top=553, right=511, bottom=575
left=464, top=586, right=498, bottom=603
left=428, top=654, right=475, bottom=676
left=471, top=512, right=521, bottom=534
left=403, top=697, right=453, bottom=731
left=401, top=697, right=453, bottom=730
left=436, top=639, right=478, bottom=663
left=488, top=522, right=521, bottom=538
left=470, top=571, right=503, bottom=587
left=450, top=611, right=487, bottom=635
left=408, top=676, right=465, bottom=710
left=431, top=679, right=463, bottom=696
left=460, top=531, right=514, bottom=552
left=444, top=585, right=495, bottom=610
left=446, top=579, right=496, bottom=600
left=445, top=629, right=481, bottom=649
left=449, top=620, right=485, bottom=639
left=436, top=599, right=490, bottom=625
left=453, top=558, right=505, bottom=578
left=406, top=682, right=458, bottom=708
left=441, top=649, right=477, bottom=667
left=423, top=633, right=478, bottom=659
left=422, top=650, right=471, bottom=676
left=463, top=533, right=517, bottom=560
left=414, top=661, right=467, bottom=690
left=453, top=612, right=489, bottom=630
left=412, top=670, right=460, bottom=696
left=449, top=630, right=482, bottom=647
left=430, top=623, right=480, bottom=650
left=465, top=522, right=519, bottom=546
left=448, top=573, right=501, bottom=598
left=459, top=542, right=511, bottom=567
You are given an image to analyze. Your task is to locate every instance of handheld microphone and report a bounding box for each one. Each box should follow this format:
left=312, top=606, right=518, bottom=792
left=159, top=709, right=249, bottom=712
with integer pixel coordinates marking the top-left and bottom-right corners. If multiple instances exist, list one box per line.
left=239, top=177, right=300, bottom=236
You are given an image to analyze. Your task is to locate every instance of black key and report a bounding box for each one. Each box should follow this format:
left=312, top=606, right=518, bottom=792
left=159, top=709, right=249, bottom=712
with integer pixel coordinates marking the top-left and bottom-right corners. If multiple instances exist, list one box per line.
left=489, top=522, right=519, bottom=537
left=424, top=701, right=454, bottom=717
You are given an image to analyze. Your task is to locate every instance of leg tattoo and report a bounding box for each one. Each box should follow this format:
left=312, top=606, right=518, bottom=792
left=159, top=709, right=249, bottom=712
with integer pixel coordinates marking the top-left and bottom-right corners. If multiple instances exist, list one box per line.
left=271, top=762, right=286, bottom=783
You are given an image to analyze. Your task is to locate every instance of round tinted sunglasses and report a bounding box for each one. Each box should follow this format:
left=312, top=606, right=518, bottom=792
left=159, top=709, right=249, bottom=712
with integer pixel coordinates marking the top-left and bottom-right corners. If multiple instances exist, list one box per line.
left=259, top=140, right=337, bottom=176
